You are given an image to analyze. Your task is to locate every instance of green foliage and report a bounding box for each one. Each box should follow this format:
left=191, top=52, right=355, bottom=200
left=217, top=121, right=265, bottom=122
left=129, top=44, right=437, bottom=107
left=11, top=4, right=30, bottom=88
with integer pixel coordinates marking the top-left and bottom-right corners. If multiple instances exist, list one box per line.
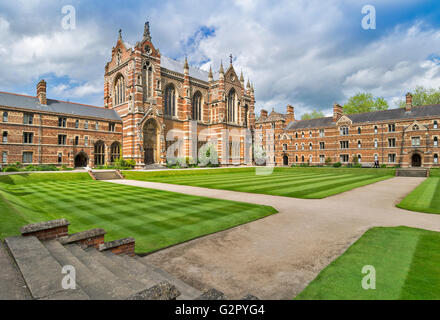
left=397, top=177, right=440, bottom=214
left=3, top=163, right=59, bottom=172
left=332, top=162, right=342, bottom=168
left=301, top=110, right=325, bottom=120
left=399, top=86, right=440, bottom=108
left=325, top=157, right=332, bottom=166
left=343, top=93, right=389, bottom=114
left=113, top=157, right=136, bottom=169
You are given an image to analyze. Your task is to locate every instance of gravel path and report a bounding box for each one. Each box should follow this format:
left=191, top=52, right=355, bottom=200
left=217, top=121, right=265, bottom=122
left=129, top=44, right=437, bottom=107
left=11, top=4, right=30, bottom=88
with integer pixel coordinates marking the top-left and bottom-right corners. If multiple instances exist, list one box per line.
left=107, top=177, right=440, bottom=299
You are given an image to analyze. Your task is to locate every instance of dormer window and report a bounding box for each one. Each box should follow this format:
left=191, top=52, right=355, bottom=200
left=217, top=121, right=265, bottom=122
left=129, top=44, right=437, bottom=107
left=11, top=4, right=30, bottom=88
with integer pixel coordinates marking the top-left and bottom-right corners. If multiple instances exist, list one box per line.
left=413, top=124, right=419, bottom=131
left=340, top=126, right=349, bottom=136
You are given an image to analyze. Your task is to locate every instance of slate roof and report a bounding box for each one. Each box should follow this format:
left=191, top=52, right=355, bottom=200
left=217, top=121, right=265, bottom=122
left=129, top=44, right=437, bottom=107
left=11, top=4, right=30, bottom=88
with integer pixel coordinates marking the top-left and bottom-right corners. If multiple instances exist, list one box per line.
left=256, top=110, right=286, bottom=123
left=0, top=92, right=121, bottom=121
left=285, top=104, right=440, bottom=130
left=161, top=55, right=219, bottom=82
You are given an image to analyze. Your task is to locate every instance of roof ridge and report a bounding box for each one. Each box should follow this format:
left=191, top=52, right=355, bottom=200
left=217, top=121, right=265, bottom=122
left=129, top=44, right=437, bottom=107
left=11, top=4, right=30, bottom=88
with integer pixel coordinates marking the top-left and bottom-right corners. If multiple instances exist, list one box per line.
left=0, top=91, right=36, bottom=99
left=48, top=98, right=104, bottom=109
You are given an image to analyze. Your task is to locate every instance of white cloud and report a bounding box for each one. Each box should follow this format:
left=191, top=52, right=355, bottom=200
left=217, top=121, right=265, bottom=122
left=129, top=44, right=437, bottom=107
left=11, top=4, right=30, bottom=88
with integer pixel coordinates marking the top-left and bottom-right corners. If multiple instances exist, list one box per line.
left=1, top=0, right=440, bottom=116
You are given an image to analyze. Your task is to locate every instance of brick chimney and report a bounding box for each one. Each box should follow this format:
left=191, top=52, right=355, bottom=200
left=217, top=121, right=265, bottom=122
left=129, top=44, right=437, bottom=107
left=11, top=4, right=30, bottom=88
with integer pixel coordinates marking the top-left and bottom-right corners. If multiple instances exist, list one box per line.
left=286, top=105, right=295, bottom=123
left=405, top=92, right=413, bottom=111
left=37, top=80, right=47, bottom=105
left=333, top=103, right=343, bottom=122
left=260, top=109, right=268, bottom=119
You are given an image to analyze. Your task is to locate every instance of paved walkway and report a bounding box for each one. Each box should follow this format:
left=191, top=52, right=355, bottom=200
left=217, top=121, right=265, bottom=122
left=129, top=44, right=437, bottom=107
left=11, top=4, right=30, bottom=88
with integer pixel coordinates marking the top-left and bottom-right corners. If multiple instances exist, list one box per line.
left=108, top=177, right=440, bottom=299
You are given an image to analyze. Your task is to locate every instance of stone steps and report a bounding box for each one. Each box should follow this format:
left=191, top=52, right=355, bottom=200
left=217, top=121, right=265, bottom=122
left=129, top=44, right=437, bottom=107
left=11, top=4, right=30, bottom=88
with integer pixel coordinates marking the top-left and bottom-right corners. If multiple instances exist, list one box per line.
left=0, top=240, right=31, bottom=300
left=43, top=240, right=115, bottom=300
left=4, top=219, right=202, bottom=300
left=135, top=256, right=202, bottom=300
left=396, top=168, right=429, bottom=177
left=5, top=236, right=89, bottom=300
left=92, top=170, right=123, bottom=180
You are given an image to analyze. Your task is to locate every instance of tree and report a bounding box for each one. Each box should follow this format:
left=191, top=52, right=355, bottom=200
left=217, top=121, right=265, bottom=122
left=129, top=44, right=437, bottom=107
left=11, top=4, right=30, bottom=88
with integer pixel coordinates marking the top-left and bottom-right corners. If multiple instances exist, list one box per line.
left=301, top=110, right=325, bottom=120
left=398, top=86, right=440, bottom=108
left=343, top=93, right=389, bottom=114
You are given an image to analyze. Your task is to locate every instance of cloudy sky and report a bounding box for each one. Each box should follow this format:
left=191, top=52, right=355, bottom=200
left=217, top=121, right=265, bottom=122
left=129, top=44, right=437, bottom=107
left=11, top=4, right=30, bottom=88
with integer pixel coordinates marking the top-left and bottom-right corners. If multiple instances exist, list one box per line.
left=0, top=0, right=440, bottom=117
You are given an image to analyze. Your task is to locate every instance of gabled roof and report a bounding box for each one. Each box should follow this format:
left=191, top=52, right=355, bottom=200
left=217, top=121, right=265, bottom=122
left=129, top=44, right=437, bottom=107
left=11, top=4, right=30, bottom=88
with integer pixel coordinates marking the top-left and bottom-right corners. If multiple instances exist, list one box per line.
left=0, top=92, right=121, bottom=121
left=285, top=104, right=440, bottom=130
left=161, top=55, right=219, bottom=82
left=256, top=110, right=286, bottom=123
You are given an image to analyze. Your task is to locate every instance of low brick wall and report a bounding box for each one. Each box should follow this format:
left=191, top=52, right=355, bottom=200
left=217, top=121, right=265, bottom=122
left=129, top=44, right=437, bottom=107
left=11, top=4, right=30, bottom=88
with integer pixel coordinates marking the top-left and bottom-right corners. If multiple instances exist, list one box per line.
left=59, top=228, right=106, bottom=249
left=21, top=219, right=70, bottom=241
left=99, top=237, right=135, bottom=256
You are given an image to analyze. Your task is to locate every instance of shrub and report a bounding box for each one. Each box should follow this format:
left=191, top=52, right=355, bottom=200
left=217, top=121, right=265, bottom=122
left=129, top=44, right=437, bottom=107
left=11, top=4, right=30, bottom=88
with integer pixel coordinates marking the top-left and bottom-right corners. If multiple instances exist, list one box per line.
left=325, top=157, right=332, bottom=166
left=380, top=164, right=387, bottom=168
left=3, top=166, right=20, bottom=172
left=198, top=143, right=219, bottom=167
left=333, top=162, right=342, bottom=168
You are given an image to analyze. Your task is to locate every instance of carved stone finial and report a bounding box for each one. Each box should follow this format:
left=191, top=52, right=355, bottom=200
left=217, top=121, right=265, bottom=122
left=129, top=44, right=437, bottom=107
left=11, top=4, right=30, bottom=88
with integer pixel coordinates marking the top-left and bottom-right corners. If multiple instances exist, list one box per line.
left=144, top=21, right=152, bottom=42
left=219, top=61, right=224, bottom=74
left=229, top=54, right=233, bottom=65
left=118, top=29, right=122, bottom=40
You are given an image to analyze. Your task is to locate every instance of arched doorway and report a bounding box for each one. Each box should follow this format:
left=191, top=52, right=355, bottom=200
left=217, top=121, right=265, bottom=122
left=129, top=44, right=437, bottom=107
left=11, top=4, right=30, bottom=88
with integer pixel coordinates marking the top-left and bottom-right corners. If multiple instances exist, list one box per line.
left=283, top=154, right=289, bottom=166
left=74, top=152, right=88, bottom=168
left=411, top=153, right=422, bottom=167
left=143, top=119, right=159, bottom=165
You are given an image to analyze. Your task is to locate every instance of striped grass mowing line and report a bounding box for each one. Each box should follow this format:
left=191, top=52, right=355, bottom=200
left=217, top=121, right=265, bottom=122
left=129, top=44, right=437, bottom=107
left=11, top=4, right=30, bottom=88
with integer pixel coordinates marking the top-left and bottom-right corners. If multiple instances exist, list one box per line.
left=397, top=177, right=440, bottom=214
left=0, top=177, right=277, bottom=253
left=171, top=172, right=337, bottom=190
left=124, top=168, right=395, bottom=199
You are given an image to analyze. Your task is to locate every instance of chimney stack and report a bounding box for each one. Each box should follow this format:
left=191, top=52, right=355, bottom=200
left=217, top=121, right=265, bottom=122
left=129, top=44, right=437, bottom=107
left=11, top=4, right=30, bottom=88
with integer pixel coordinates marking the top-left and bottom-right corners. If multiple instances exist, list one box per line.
left=37, top=80, right=47, bottom=105
left=333, top=103, right=343, bottom=122
left=260, top=109, right=268, bottom=119
left=286, top=105, right=295, bottom=123
left=405, top=93, right=413, bottom=111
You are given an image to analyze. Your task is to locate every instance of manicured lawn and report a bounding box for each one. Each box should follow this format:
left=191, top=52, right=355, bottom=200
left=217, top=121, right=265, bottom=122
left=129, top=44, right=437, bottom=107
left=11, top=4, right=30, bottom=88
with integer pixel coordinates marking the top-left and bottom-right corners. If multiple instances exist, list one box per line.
left=0, top=173, right=276, bottom=253
left=123, top=167, right=396, bottom=199
left=397, top=170, right=440, bottom=214
left=295, top=226, right=440, bottom=300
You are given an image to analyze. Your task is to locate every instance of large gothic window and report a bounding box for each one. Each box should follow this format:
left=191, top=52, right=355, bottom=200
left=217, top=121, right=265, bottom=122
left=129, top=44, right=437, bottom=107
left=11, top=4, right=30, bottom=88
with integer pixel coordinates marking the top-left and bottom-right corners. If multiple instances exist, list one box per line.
left=164, top=85, right=176, bottom=117
left=144, top=61, right=153, bottom=98
left=114, top=75, right=126, bottom=105
left=192, top=92, right=202, bottom=121
left=227, top=89, right=236, bottom=123
left=110, top=142, right=121, bottom=162
left=244, top=104, right=248, bottom=127
left=94, top=141, right=105, bottom=166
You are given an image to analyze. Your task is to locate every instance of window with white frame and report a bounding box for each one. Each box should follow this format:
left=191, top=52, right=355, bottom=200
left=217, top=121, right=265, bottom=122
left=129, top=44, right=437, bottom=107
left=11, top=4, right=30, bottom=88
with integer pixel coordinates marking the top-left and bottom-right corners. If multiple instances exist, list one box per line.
left=388, top=123, right=396, bottom=132
left=374, top=154, right=378, bottom=161
left=282, top=144, right=287, bottom=151
left=319, top=129, right=325, bottom=138
left=301, top=143, right=304, bottom=150
left=23, top=113, right=33, bottom=125
left=309, top=155, right=313, bottom=163
left=340, top=141, right=349, bottom=149
left=2, top=112, right=8, bottom=122
left=22, top=152, right=33, bottom=164
left=357, top=127, right=361, bottom=134
left=435, top=154, right=439, bottom=164
left=58, top=134, right=67, bottom=145
left=295, top=143, right=298, bottom=150
left=434, top=121, right=438, bottom=129
left=309, top=143, right=312, bottom=150
left=319, top=142, right=325, bottom=150
left=95, top=122, right=99, bottom=130
left=374, top=139, right=378, bottom=148
left=434, top=137, right=438, bottom=147
left=358, top=154, right=362, bottom=163
left=340, top=126, right=349, bottom=136
left=23, top=132, right=33, bottom=144
left=58, top=117, right=67, bottom=128
left=340, top=154, right=349, bottom=162
left=2, top=132, right=7, bottom=143
left=2, top=151, right=7, bottom=163
left=319, top=155, right=325, bottom=163
left=84, top=120, right=88, bottom=129
left=58, top=153, right=62, bottom=163
left=388, top=154, right=396, bottom=163
left=309, top=131, right=312, bottom=138
left=388, top=138, right=396, bottom=147
left=301, top=132, right=304, bottom=138
left=75, top=119, right=79, bottom=128
left=374, top=125, right=378, bottom=134
left=412, top=137, right=420, bottom=146
left=358, top=140, right=361, bottom=148
left=84, top=136, right=88, bottom=146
